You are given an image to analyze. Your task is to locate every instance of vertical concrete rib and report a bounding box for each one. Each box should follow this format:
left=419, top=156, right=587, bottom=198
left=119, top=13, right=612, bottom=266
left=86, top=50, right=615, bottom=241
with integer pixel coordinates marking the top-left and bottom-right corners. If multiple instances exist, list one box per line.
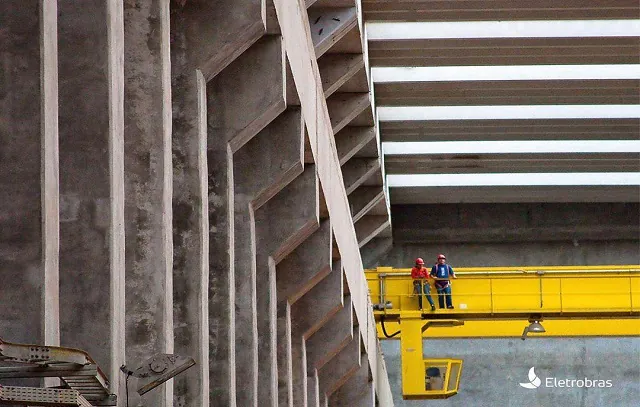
left=0, top=5, right=44, bottom=383
left=107, top=0, right=126, bottom=399
left=169, top=4, right=223, bottom=406
left=277, top=302, right=293, bottom=406
left=206, top=140, right=235, bottom=405
left=40, top=0, right=60, bottom=350
left=123, top=0, right=173, bottom=405
left=56, top=0, right=122, bottom=397
left=255, top=166, right=320, bottom=406
left=172, top=66, right=210, bottom=405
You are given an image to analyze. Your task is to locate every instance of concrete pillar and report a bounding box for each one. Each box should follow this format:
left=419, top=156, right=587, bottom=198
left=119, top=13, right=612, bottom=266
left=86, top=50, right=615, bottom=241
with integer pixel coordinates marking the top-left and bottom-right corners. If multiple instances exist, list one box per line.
left=0, top=3, right=58, bottom=381
left=207, top=35, right=287, bottom=153
left=355, top=216, right=391, bottom=248
left=255, top=166, right=320, bottom=406
left=326, top=94, right=371, bottom=135
left=277, top=302, right=293, bottom=406
left=229, top=108, right=304, bottom=406
left=171, top=0, right=266, bottom=80
left=349, top=187, right=384, bottom=223
left=206, top=130, right=235, bottom=406
left=41, top=0, right=60, bottom=352
left=123, top=1, right=173, bottom=406
left=335, top=127, right=376, bottom=166
left=172, top=67, right=209, bottom=407
left=318, top=54, right=365, bottom=97
left=329, top=357, right=374, bottom=407
left=308, top=7, right=358, bottom=57
left=56, top=1, right=125, bottom=400
left=306, top=297, right=354, bottom=376
left=277, top=220, right=333, bottom=304
left=276, top=220, right=332, bottom=407
left=342, top=159, right=381, bottom=195
left=308, top=369, right=321, bottom=407
left=318, top=328, right=361, bottom=405
left=291, top=262, right=344, bottom=338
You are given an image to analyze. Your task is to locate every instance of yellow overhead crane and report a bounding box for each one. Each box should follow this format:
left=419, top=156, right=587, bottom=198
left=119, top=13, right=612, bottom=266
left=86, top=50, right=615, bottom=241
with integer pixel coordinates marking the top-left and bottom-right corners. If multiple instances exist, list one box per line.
left=366, top=265, right=640, bottom=400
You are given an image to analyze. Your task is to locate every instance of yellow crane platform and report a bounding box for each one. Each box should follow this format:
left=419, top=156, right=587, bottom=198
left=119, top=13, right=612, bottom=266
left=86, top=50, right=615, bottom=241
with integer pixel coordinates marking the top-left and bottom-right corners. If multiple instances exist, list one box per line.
left=367, top=265, right=640, bottom=338
left=365, top=265, right=640, bottom=400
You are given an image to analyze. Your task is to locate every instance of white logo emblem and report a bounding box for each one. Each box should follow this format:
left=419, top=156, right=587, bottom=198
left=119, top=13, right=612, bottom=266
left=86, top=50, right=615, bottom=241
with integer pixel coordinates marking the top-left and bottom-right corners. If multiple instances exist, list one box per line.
left=519, top=367, right=542, bottom=389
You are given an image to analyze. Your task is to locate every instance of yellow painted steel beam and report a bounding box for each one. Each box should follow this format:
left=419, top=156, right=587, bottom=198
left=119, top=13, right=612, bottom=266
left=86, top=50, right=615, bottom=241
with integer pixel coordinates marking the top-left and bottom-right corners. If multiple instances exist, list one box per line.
left=368, top=265, right=640, bottom=316
left=378, top=318, right=640, bottom=339
left=369, top=265, right=640, bottom=338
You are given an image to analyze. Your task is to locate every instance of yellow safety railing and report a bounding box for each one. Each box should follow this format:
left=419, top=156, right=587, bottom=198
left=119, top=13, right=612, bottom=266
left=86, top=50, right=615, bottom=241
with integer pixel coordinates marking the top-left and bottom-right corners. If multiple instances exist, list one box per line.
left=367, top=266, right=640, bottom=316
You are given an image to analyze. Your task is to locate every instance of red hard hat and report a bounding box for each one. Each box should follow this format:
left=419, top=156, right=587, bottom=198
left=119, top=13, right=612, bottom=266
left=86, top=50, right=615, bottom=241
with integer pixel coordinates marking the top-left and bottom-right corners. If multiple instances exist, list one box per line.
left=415, top=257, right=424, bottom=265
left=437, top=254, right=446, bottom=260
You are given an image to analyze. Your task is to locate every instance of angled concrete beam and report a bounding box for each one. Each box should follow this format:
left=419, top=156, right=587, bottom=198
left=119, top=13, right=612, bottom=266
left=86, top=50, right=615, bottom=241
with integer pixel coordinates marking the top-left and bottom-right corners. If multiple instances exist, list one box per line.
left=256, top=166, right=320, bottom=263
left=329, top=357, right=374, bottom=407
left=326, top=93, right=371, bottom=135
left=318, top=54, right=365, bottom=97
left=291, top=261, right=343, bottom=338
left=349, top=187, right=385, bottom=223
left=355, top=216, right=391, bottom=248
left=207, top=36, right=286, bottom=153
left=342, top=159, right=381, bottom=195
left=308, top=7, right=358, bottom=57
left=306, top=296, right=353, bottom=375
left=234, top=108, right=304, bottom=208
left=170, top=0, right=269, bottom=79
left=335, top=127, right=376, bottom=166
left=272, top=2, right=394, bottom=404
left=318, top=327, right=362, bottom=402
left=277, top=220, right=332, bottom=305
left=255, top=167, right=320, bottom=406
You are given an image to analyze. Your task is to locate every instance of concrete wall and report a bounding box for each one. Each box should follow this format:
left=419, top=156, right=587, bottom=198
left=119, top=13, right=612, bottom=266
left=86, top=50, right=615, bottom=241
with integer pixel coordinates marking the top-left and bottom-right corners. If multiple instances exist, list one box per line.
left=381, top=338, right=640, bottom=407
left=365, top=203, right=640, bottom=268
left=0, top=1, right=393, bottom=406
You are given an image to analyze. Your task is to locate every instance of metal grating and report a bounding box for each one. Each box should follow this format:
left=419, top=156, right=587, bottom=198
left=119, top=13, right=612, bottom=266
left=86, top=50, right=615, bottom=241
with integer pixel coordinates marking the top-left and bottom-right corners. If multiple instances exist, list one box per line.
left=0, top=385, right=92, bottom=406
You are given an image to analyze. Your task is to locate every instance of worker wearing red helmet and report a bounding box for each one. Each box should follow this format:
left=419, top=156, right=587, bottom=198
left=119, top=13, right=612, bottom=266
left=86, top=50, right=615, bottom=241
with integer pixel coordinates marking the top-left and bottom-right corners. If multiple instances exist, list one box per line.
left=411, top=257, right=435, bottom=311
left=430, top=254, right=457, bottom=309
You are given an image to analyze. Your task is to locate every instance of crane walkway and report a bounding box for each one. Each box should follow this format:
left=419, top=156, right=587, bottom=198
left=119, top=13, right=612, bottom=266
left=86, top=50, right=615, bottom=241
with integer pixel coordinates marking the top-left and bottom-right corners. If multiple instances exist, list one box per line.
left=366, top=265, right=640, bottom=338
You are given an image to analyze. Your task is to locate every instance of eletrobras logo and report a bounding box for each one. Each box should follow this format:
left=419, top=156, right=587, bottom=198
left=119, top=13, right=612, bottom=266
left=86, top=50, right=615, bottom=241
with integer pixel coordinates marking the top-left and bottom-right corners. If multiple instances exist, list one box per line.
left=519, top=367, right=613, bottom=389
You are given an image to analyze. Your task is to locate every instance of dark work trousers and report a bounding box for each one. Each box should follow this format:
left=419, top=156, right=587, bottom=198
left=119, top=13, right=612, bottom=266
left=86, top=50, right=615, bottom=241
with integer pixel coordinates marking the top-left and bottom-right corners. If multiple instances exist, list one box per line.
left=436, top=284, right=453, bottom=308
left=413, top=281, right=435, bottom=309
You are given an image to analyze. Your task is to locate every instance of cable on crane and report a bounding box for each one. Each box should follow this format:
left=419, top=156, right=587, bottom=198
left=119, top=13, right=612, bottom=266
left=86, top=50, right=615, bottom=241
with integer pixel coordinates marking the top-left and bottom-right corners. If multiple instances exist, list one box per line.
left=380, top=315, right=400, bottom=338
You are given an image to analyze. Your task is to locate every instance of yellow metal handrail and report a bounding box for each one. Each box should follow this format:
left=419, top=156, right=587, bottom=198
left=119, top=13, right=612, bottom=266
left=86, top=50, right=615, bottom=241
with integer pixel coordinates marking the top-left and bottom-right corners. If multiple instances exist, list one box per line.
left=368, top=266, right=640, bottom=316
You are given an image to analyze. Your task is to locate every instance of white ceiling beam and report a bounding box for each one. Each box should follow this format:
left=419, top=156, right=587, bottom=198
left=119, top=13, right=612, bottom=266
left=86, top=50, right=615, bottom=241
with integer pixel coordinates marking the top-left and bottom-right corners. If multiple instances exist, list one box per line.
left=382, top=140, right=640, bottom=155
left=378, top=105, right=640, bottom=121
left=372, top=65, right=640, bottom=83
left=387, top=172, right=640, bottom=187
left=366, top=20, right=640, bottom=40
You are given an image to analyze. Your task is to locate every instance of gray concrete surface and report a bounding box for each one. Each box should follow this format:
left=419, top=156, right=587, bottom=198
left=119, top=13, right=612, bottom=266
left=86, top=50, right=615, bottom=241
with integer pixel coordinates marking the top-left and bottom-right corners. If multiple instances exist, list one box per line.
left=381, top=338, right=640, bottom=407
left=375, top=240, right=640, bottom=269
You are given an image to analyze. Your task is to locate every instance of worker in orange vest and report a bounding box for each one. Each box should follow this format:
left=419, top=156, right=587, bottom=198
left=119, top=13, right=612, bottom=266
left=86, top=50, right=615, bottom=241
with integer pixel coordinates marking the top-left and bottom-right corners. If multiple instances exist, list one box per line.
left=411, top=258, right=435, bottom=311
